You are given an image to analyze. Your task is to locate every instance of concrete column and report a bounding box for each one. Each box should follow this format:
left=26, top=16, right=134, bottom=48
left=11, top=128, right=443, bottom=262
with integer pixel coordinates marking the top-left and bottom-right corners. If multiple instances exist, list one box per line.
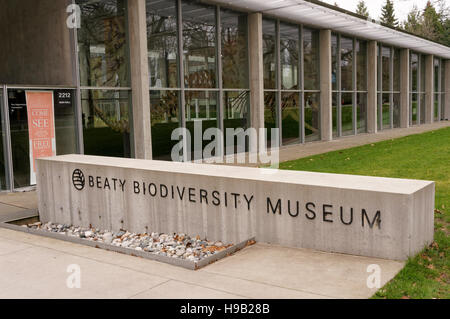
left=128, top=0, right=152, bottom=159
left=445, top=60, right=450, bottom=121
left=424, top=54, right=434, bottom=123
left=319, top=29, right=332, bottom=141
left=400, top=49, right=410, bottom=128
left=248, top=13, right=264, bottom=134
left=367, top=41, right=378, bottom=133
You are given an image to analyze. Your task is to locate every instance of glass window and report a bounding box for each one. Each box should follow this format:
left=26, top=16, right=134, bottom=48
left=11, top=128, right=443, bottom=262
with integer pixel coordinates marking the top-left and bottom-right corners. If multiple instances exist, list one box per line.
left=341, top=93, right=353, bottom=136
left=332, top=93, right=338, bottom=137
left=357, top=93, right=367, bottom=133
left=280, top=23, right=299, bottom=90
left=264, top=91, right=277, bottom=145
left=411, top=53, right=418, bottom=92
left=340, top=37, right=353, bottom=91
left=393, top=93, right=400, bottom=128
left=393, top=48, right=400, bottom=92
left=357, top=40, right=367, bottom=91
left=420, top=55, right=426, bottom=93
left=81, top=89, right=131, bottom=158
left=182, top=1, right=217, bottom=89
left=0, top=88, right=6, bottom=190
left=411, top=93, right=418, bottom=125
left=223, top=91, right=250, bottom=132
left=77, top=0, right=130, bottom=88
left=382, top=47, right=391, bottom=92
left=382, top=93, right=390, bottom=129
left=332, top=35, right=338, bottom=91
left=263, top=19, right=277, bottom=90
left=147, top=0, right=178, bottom=88
left=281, top=92, right=300, bottom=145
left=150, top=90, right=180, bottom=159
left=185, top=91, right=218, bottom=158
left=304, top=92, right=320, bottom=141
left=304, top=28, right=320, bottom=91
left=420, top=93, right=426, bottom=124
left=8, top=89, right=77, bottom=189
left=221, top=9, right=249, bottom=89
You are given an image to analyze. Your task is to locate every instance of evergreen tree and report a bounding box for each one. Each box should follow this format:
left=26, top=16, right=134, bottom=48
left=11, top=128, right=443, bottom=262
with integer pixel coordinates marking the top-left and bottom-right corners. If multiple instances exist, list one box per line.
left=380, top=0, right=398, bottom=27
left=356, top=0, right=370, bottom=18
left=403, top=5, right=422, bottom=35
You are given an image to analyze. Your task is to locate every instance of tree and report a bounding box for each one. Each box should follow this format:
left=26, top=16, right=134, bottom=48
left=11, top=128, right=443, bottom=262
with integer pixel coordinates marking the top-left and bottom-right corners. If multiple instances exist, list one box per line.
left=401, top=1, right=450, bottom=46
left=403, top=5, right=422, bottom=34
left=380, top=0, right=398, bottom=27
left=421, top=1, right=442, bottom=41
left=356, top=0, right=370, bottom=18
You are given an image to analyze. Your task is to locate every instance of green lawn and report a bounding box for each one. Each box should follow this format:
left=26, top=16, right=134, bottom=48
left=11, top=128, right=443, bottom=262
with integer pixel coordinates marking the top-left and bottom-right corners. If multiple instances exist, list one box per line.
left=279, top=126, right=450, bottom=299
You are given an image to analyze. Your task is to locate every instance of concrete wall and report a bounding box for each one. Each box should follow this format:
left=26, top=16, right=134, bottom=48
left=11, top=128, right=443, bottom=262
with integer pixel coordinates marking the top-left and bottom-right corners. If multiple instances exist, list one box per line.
left=0, top=0, right=75, bottom=86
left=37, top=155, right=435, bottom=260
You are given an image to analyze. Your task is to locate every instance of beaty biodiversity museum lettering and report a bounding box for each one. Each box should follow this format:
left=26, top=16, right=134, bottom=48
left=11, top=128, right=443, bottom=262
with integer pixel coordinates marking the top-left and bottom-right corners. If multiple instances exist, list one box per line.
left=72, top=169, right=382, bottom=229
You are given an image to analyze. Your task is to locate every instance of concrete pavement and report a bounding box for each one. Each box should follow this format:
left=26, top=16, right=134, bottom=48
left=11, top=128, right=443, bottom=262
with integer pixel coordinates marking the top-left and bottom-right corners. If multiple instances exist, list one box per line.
left=0, top=227, right=404, bottom=299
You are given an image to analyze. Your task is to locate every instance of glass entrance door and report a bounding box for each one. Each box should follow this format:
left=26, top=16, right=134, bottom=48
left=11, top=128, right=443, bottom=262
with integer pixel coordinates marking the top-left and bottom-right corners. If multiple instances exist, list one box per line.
left=0, top=87, right=7, bottom=191
left=7, top=88, right=77, bottom=189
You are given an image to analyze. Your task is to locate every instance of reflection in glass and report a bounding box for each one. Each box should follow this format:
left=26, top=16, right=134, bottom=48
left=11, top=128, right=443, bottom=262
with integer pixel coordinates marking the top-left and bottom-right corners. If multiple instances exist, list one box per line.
left=147, top=0, right=178, bottom=88
left=393, top=48, right=400, bottom=92
left=264, top=91, right=277, bottom=144
left=280, top=23, right=298, bottom=90
left=393, top=93, right=400, bottom=128
left=382, top=93, right=390, bottom=129
left=221, top=9, right=249, bottom=89
left=304, top=28, right=320, bottom=90
left=357, top=40, right=367, bottom=91
left=304, top=92, right=320, bottom=141
left=150, top=90, right=180, bottom=160
left=281, top=92, right=300, bottom=145
left=263, top=19, right=276, bottom=90
left=224, top=91, right=250, bottom=154
left=341, top=93, right=353, bottom=136
left=341, top=37, right=353, bottom=92
left=420, top=93, right=425, bottom=124
left=411, top=53, right=418, bottom=92
left=185, top=91, right=218, bottom=157
left=81, top=89, right=131, bottom=158
left=332, top=35, right=338, bottom=91
left=224, top=91, right=249, bottom=131
left=182, top=1, right=217, bottom=89
left=411, top=93, right=418, bottom=125
left=382, top=47, right=391, bottom=92
left=77, top=0, right=129, bottom=87
left=332, top=93, right=338, bottom=137
left=357, top=93, right=367, bottom=133
left=0, top=89, right=6, bottom=190
left=9, top=89, right=77, bottom=189
left=434, top=93, right=439, bottom=121
left=420, top=55, right=426, bottom=93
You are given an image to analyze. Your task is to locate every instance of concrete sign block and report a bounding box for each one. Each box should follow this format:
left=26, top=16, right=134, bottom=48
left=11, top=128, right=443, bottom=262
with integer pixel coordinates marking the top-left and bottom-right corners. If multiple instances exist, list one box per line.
left=36, top=155, right=434, bottom=260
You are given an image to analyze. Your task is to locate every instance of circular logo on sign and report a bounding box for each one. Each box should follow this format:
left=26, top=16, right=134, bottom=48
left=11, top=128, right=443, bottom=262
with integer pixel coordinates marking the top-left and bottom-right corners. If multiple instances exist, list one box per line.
left=72, top=169, right=85, bottom=191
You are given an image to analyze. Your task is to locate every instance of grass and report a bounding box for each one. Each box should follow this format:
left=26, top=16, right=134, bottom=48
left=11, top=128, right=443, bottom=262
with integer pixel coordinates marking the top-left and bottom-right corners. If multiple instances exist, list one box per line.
left=279, top=126, right=450, bottom=299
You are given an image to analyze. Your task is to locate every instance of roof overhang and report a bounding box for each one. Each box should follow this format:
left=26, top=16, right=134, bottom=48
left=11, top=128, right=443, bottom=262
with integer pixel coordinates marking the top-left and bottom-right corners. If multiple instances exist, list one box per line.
left=204, top=0, right=450, bottom=59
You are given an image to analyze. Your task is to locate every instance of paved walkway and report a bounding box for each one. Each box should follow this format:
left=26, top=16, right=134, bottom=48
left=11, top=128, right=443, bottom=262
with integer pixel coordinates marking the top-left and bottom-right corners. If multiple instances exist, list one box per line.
left=0, top=226, right=403, bottom=299
left=225, top=121, right=450, bottom=166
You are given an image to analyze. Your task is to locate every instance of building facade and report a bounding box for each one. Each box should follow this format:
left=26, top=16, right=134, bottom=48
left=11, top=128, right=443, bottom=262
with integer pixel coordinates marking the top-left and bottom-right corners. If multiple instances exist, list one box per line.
left=0, top=0, right=449, bottom=192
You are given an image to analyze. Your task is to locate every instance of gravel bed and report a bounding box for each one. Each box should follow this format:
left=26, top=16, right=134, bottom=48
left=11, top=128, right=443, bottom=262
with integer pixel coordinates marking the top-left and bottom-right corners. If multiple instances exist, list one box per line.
left=25, top=222, right=231, bottom=262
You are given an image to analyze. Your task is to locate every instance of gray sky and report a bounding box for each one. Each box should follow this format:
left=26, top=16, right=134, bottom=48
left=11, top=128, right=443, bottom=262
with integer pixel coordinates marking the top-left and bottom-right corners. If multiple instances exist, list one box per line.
left=321, top=0, right=432, bottom=22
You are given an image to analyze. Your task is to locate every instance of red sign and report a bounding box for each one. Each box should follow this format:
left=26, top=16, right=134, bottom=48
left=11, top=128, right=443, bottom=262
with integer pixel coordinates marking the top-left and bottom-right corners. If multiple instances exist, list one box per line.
left=26, top=91, right=56, bottom=184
